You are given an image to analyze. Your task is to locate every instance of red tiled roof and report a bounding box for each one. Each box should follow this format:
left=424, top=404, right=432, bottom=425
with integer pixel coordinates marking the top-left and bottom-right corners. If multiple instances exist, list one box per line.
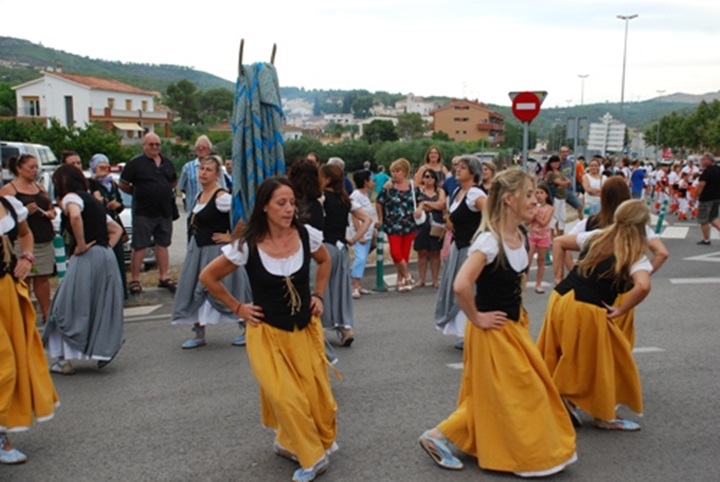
left=49, top=72, right=156, bottom=96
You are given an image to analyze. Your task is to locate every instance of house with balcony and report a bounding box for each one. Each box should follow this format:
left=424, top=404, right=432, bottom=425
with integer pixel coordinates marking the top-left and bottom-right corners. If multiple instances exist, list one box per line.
left=12, top=71, right=171, bottom=141
left=430, top=99, right=505, bottom=145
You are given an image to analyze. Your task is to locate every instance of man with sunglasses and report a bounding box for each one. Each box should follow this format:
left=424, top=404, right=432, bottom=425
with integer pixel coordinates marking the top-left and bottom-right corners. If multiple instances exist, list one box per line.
left=119, top=133, right=178, bottom=295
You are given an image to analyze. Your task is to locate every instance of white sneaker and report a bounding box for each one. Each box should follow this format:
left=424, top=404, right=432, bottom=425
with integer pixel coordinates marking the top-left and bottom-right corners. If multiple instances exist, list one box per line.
left=49, top=360, right=75, bottom=375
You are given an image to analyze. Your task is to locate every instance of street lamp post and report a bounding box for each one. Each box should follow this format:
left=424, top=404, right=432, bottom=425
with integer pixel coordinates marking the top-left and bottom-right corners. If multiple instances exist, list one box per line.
left=617, top=14, right=638, bottom=116
left=578, top=74, right=589, bottom=106
left=655, top=89, right=666, bottom=162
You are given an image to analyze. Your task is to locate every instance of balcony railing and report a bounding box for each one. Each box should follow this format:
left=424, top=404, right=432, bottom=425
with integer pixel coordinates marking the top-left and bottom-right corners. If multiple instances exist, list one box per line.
left=476, top=122, right=504, bottom=132
left=89, top=107, right=170, bottom=121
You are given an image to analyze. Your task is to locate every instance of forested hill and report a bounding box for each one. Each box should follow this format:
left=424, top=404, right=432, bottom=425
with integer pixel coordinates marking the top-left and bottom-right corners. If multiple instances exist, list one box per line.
left=0, top=36, right=702, bottom=134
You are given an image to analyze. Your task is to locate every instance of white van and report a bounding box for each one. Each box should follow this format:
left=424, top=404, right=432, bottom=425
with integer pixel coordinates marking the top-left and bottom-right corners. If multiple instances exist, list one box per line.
left=1, top=141, right=59, bottom=184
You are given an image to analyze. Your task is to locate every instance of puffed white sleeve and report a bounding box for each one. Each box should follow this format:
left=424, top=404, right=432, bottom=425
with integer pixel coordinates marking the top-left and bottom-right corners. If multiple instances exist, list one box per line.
left=630, top=255, right=653, bottom=275
left=350, top=198, right=362, bottom=212
left=61, top=193, right=85, bottom=212
left=467, top=231, right=498, bottom=265
left=222, top=240, right=250, bottom=266
left=215, top=193, right=232, bottom=213
left=4, top=195, right=28, bottom=223
left=465, top=187, right=487, bottom=213
left=568, top=218, right=588, bottom=235
left=576, top=230, right=600, bottom=250
left=645, top=225, right=659, bottom=241
left=305, top=225, right=324, bottom=253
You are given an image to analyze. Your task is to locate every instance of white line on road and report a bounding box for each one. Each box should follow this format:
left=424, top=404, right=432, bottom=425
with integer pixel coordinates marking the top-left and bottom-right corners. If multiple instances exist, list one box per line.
left=633, top=346, right=665, bottom=353
left=125, top=313, right=171, bottom=323
left=659, top=227, right=689, bottom=239
left=123, top=304, right=162, bottom=317
left=669, top=277, right=720, bottom=284
left=447, top=363, right=464, bottom=370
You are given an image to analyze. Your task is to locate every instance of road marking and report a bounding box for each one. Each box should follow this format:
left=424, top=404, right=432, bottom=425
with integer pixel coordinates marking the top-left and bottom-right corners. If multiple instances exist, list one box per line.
left=683, top=252, right=720, bottom=263
left=447, top=363, right=464, bottom=370
left=669, top=277, right=720, bottom=284
left=123, top=304, right=162, bottom=317
left=125, top=313, right=172, bottom=323
left=633, top=346, right=664, bottom=353
left=659, top=227, right=689, bottom=239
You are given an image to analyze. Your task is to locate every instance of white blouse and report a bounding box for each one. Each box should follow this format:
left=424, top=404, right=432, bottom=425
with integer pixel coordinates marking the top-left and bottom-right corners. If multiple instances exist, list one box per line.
left=468, top=231, right=529, bottom=273
left=0, top=195, right=28, bottom=235
left=576, top=230, right=653, bottom=275
left=222, top=225, right=323, bottom=276
left=569, top=219, right=659, bottom=241
left=193, top=192, right=232, bottom=214
left=450, top=186, right=486, bottom=213
left=61, top=193, right=113, bottom=223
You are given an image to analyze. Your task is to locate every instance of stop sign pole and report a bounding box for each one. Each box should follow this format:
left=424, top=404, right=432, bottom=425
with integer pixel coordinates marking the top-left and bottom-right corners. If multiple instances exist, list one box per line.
left=509, top=91, right=547, bottom=170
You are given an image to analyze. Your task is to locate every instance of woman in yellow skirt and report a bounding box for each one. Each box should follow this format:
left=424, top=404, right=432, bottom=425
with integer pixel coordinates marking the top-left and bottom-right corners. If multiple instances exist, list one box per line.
left=562, top=177, right=669, bottom=346
left=0, top=195, right=59, bottom=464
left=418, top=169, right=577, bottom=477
left=539, top=199, right=655, bottom=431
left=200, top=178, right=337, bottom=482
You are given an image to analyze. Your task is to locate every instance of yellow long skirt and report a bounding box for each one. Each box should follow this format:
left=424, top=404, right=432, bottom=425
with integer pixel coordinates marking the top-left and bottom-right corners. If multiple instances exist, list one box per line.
left=0, top=275, right=59, bottom=431
left=245, top=316, right=337, bottom=469
left=437, top=311, right=576, bottom=474
left=537, top=290, right=643, bottom=421
left=613, top=292, right=635, bottom=346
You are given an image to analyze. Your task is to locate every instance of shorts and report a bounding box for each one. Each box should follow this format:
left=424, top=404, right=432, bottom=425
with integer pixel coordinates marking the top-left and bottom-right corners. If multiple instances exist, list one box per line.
left=132, top=215, right=172, bottom=248
left=697, top=199, right=720, bottom=224
left=565, top=191, right=582, bottom=210
left=528, top=233, right=552, bottom=249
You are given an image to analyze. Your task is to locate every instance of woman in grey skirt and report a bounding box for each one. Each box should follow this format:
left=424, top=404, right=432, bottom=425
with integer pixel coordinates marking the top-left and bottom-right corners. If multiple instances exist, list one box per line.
left=172, top=156, right=251, bottom=349
left=44, top=165, right=125, bottom=374
left=434, top=156, right=487, bottom=349
left=318, top=164, right=372, bottom=347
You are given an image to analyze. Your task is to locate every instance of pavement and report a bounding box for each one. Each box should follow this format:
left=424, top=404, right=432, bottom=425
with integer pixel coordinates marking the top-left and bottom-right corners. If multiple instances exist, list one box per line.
left=9, top=209, right=719, bottom=481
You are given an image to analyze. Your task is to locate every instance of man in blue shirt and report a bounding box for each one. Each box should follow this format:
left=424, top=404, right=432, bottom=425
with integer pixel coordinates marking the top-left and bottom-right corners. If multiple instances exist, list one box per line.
left=630, top=160, right=646, bottom=199
left=559, top=146, right=584, bottom=219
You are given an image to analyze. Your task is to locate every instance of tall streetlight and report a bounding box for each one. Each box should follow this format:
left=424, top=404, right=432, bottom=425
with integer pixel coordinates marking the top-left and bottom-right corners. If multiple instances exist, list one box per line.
left=617, top=14, right=638, bottom=116
left=578, top=74, right=589, bottom=105
left=655, top=89, right=666, bottom=162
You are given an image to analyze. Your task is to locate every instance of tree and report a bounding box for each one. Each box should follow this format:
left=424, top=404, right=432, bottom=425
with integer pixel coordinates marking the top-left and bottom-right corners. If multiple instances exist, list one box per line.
left=199, top=88, right=233, bottom=122
left=0, top=83, right=15, bottom=116
left=324, top=122, right=346, bottom=139
left=431, top=131, right=452, bottom=141
left=499, top=122, right=537, bottom=151
left=351, top=95, right=374, bottom=119
left=547, top=123, right=567, bottom=152
left=165, top=80, right=200, bottom=124
left=362, top=120, right=398, bottom=143
left=313, top=96, right=322, bottom=116
left=396, top=113, right=427, bottom=140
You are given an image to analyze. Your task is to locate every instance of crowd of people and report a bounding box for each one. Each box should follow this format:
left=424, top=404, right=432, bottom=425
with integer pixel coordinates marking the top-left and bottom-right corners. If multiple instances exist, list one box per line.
left=4, top=136, right=720, bottom=481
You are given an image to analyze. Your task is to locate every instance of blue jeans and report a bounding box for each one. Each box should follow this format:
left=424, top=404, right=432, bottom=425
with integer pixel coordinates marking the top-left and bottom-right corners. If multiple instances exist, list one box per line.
left=351, top=240, right=371, bottom=279
left=565, top=191, right=582, bottom=210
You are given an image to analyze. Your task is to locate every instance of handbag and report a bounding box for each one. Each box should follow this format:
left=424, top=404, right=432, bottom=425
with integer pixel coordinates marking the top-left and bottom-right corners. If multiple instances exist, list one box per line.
left=429, top=221, right=446, bottom=238
left=410, top=181, right=427, bottom=225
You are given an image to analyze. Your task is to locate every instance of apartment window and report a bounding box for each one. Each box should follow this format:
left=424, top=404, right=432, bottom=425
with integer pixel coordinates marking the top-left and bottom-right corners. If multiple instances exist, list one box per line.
left=125, top=99, right=132, bottom=110
left=141, top=100, right=148, bottom=111
left=21, top=96, right=40, bottom=116
left=108, top=98, right=115, bottom=108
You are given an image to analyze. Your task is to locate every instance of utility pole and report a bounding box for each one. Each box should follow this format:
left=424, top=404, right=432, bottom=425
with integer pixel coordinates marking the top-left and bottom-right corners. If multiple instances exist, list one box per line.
left=655, top=89, right=666, bottom=162
left=578, top=74, right=589, bottom=106
left=617, top=14, right=638, bottom=115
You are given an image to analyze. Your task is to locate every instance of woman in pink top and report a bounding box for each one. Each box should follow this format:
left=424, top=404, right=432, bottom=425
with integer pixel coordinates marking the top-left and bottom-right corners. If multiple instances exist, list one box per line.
left=528, top=184, right=554, bottom=294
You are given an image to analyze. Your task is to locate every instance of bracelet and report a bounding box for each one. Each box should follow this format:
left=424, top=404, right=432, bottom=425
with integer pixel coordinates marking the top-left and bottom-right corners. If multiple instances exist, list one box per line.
left=234, top=302, right=243, bottom=316
left=19, top=252, right=35, bottom=264
left=311, top=292, right=324, bottom=302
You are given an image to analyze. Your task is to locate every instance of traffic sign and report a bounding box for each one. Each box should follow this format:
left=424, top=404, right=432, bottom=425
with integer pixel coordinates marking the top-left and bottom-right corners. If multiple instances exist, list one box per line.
left=509, top=91, right=545, bottom=123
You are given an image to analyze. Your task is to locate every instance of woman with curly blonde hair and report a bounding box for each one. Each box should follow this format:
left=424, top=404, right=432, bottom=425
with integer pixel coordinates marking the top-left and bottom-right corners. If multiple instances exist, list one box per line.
left=538, top=199, right=655, bottom=431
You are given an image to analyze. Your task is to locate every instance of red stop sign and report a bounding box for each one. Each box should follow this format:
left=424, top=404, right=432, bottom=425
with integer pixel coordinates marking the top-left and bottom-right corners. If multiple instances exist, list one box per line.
left=511, top=91, right=541, bottom=123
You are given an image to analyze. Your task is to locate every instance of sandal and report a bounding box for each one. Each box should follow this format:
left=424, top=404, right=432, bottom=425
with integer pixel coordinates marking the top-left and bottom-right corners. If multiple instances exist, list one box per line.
left=593, top=418, right=641, bottom=431
left=158, top=278, right=177, bottom=293
left=128, top=280, right=142, bottom=295
left=535, top=286, right=545, bottom=294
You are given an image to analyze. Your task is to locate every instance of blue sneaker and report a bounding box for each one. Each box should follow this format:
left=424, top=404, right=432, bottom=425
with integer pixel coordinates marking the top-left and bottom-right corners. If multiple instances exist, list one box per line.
left=418, top=431, right=463, bottom=470
left=181, top=338, right=206, bottom=349
left=0, top=436, right=27, bottom=465
left=292, top=455, right=329, bottom=482
left=232, top=334, right=246, bottom=346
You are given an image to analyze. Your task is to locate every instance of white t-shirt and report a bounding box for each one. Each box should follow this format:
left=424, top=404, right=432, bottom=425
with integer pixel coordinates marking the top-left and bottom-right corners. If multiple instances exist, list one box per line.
left=449, top=186, right=486, bottom=213
left=569, top=219, right=659, bottom=241
left=348, top=190, right=375, bottom=242
left=222, top=225, right=323, bottom=276
left=468, top=231, right=528, bottom=273
left=576, top=230, right=653, bottom=276
left=0, top=195, right=28, bottom=235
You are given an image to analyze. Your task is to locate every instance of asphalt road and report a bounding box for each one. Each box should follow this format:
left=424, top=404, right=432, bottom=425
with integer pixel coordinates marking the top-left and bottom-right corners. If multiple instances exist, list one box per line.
left=3, top=219, right=719, bottom=481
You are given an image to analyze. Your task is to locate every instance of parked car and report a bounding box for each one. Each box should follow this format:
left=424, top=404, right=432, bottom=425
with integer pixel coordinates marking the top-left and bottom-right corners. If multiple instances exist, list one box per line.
left=1, top=141, right=59, bottom=184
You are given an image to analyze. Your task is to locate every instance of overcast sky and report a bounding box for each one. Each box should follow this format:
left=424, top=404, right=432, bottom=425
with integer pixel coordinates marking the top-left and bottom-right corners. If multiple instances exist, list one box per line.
left=3, top=0, right=719, bottom=107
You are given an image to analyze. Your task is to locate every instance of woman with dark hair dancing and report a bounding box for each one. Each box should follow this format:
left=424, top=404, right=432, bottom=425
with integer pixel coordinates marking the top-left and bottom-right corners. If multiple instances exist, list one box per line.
left=200, top=178, right=338, bottom=482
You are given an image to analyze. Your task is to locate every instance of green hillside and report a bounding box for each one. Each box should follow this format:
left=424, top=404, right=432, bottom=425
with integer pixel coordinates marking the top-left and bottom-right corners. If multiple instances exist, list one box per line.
left=0, top=36, right=699, bottom=137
